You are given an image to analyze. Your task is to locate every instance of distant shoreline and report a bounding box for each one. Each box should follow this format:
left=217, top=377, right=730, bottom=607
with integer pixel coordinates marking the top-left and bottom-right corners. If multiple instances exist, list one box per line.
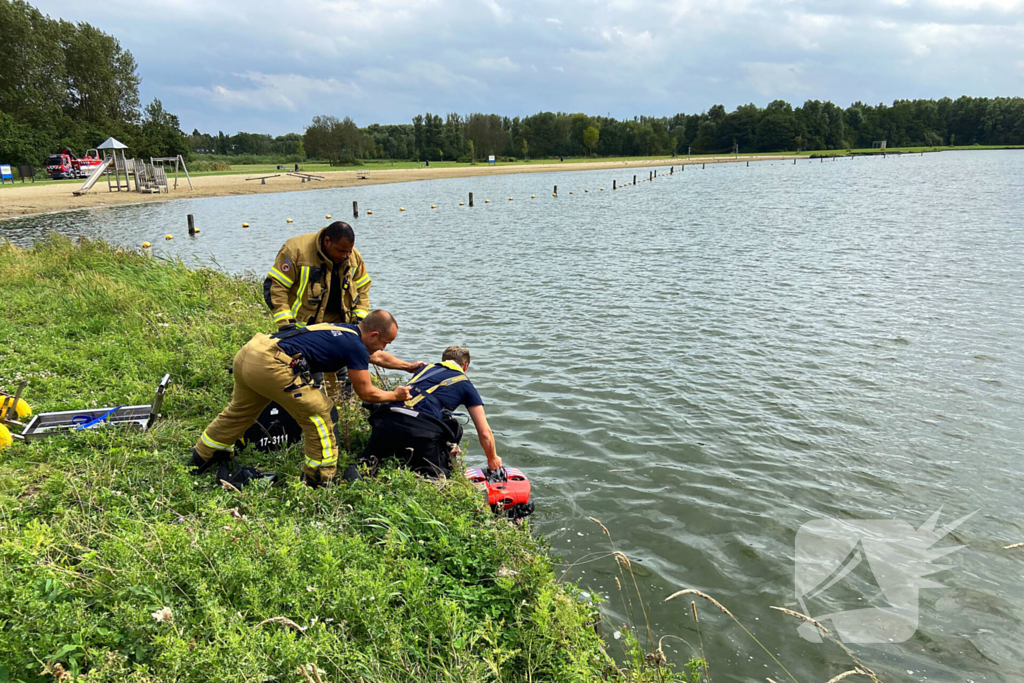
left=1, top=147, right=1016, bottom=221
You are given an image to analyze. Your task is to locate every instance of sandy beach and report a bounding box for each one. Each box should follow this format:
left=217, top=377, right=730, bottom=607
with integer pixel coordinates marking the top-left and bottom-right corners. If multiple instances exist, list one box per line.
left=0, top=154, right=800, bottom=221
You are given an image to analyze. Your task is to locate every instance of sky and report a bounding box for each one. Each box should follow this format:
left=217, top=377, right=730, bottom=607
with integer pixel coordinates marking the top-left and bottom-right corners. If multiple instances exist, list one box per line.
left=34, top=0, right=1024, bottom=136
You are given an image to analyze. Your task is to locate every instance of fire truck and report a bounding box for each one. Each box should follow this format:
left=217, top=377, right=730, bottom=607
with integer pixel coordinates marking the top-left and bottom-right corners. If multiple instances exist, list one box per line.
left=45, top=148, right=103, bottom=180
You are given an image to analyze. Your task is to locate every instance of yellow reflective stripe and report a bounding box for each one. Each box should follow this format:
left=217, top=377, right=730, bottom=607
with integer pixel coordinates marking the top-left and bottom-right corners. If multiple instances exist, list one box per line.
left=268, top=267, right=294, bottom=287
left=308, top=323, right=356, bottom=334
left=273, top=310, right=293, bottom=322
left=201, top=431, right=232, bottom=451
left=354, top=274, right=370, bottom=288
left=404, top=373, right=468, bottom=409
left=307, top=414, right=335, bottom=467
left=425, top=375, right=469, bottom=393
left=353, top=309, right=368, bottom=319
left=408, top=363, right=437, bottom=384
left=291, top=266, right=311, bottom=319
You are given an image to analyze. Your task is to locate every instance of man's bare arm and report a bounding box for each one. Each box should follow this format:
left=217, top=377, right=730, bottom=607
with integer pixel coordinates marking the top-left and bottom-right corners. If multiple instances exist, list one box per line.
left=369, top=351, right=426, bottom=373
left=349, top=369, right=410, bottom=403
left=467, top=404, right=501, bottom=470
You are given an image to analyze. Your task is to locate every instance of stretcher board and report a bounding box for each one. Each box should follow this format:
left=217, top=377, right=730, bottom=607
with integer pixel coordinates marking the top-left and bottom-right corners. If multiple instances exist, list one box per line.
left=3, top=375, right=170, bottom=442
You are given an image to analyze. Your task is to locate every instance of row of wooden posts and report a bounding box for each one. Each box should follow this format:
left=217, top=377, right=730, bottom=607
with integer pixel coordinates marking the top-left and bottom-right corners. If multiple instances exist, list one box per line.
left=181, top=157, right=866, bottom=235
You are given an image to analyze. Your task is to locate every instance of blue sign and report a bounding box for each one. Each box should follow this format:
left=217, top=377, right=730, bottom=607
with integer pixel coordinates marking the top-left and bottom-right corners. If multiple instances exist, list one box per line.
left=0, top=164, right=12, bottom=183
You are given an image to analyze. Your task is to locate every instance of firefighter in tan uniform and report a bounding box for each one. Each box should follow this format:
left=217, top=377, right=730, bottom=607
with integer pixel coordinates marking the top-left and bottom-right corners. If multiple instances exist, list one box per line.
left=264, top=221, right=371, bottom=329
left=189, top=310, right=412, bottom=487
left=264, top=221, right=422, bottom=398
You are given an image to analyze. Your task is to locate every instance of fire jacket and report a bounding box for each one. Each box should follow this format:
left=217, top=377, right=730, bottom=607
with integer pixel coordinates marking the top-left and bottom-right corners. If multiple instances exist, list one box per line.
left=263, top=227, right=371, bottom=328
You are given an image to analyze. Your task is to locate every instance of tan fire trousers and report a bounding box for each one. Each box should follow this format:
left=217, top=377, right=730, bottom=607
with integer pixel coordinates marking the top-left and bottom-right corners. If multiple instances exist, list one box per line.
left=194, top=334, right=338, bottom=484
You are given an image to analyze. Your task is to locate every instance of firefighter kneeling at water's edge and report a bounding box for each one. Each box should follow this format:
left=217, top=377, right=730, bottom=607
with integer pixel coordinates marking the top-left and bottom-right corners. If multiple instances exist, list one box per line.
left=344, top=345, right=501, bottom=482
left=190, top=310, right=413, bottom=487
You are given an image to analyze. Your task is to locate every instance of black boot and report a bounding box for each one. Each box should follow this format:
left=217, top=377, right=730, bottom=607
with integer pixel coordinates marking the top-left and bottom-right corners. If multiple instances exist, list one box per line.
left=189, top=448, right=230, bottom=475
left=343, top=463, right=362, bottom=483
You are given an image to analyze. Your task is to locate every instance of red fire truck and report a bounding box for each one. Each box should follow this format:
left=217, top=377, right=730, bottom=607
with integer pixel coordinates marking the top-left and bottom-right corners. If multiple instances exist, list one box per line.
left=45, top=148, right=103, bottom=180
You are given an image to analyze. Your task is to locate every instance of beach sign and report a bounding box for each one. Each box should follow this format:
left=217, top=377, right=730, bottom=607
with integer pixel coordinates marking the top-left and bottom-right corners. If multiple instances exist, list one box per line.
left=0, top=164, right=12, bottom=183
left=488, top=155, right=496, bottom=164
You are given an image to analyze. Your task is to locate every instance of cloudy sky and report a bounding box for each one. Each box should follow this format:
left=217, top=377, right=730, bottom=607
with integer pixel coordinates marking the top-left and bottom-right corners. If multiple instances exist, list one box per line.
left=35, top=0, right=1024, bottom=135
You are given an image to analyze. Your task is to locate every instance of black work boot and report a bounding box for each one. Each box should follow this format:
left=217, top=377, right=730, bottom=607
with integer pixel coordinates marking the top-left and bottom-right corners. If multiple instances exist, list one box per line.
left=342, top=463, right=362, bottom=483
left=189, top=448, right=230, bottom=475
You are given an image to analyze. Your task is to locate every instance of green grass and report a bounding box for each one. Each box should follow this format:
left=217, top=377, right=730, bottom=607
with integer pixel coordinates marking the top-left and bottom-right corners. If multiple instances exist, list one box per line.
left=0, top=238, right=703, bottom=682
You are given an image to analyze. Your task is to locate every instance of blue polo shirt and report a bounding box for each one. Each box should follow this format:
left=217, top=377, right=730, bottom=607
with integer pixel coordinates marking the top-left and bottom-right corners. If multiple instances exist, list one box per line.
left=398, top=362, right=483, bottom=420
left=275, top=323, right=369, bottom=374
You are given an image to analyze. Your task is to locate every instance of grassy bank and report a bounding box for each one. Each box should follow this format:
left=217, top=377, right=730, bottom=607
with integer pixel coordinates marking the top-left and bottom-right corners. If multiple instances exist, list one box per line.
left=0, top=238, right=698, bottom=682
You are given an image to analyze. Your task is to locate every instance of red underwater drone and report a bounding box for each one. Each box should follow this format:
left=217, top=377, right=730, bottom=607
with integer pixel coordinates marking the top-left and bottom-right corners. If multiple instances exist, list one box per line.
left=465, top=467, right=534, bottom=521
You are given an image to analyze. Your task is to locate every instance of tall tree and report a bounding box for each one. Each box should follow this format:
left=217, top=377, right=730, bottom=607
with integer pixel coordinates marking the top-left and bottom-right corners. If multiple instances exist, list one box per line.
left=583, top=126, right=599, bottom=156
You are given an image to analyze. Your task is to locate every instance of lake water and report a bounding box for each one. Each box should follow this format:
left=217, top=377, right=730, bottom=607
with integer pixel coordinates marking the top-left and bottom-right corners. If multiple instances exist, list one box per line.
left=4, top=151, right=1023, bottom=682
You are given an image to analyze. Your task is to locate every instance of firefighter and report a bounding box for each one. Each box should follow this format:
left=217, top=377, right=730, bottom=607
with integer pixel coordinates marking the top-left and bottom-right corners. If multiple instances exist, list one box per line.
left=344, top=345, right=502, bottom=481
left=190, top=310, right=413, bottom=487
left=264, top=221, right=370, bottom=328
left=264, top=221, right=422, bottom=396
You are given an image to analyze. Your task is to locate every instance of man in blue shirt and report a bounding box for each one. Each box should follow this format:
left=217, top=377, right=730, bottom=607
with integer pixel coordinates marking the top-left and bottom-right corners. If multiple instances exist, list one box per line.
left=344, top=345, right=502, bottom=481
left=191, top=310, right=415, bottom=487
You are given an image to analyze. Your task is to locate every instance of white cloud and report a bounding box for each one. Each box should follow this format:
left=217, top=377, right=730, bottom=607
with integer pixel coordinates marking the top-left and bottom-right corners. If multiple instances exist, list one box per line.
left=742, top=62, right=808, bottom=97
left=477, top=56, right=520, bottom=71
left=31, top=0, right=1024, bottom=133
left=925, top=0, right=1023, bottom=10
left=483, top=0, right=511, bottom=22
left=177, top=72, right=356, bottom=111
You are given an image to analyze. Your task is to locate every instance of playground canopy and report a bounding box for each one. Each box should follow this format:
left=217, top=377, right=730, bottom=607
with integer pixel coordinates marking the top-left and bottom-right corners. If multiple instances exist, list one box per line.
left=97, top=137, right=129, bottom=150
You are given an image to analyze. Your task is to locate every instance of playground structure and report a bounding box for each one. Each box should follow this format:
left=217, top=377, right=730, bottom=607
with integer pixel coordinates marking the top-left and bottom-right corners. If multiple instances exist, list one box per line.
left=74, top=137, right=192, bottom=196
left=287, top=172, right=324, bottom=183
left=246, top=174, right=280, bottom=185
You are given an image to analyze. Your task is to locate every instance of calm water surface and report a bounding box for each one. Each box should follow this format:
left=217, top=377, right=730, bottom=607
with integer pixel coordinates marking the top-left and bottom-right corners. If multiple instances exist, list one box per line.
left=5, top=151, right=1023, bottom=682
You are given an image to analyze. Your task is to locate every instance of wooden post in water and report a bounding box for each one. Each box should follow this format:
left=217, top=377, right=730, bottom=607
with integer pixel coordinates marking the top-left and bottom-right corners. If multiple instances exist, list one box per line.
left=649, top=171, right=652, bottom=181
left=633, top=175, right=636, bottom=185
left=746, top=161, right=749, bottom=167
left=613, top=180, right=617, bottom=190
left=187, top=214, right=195, bottom=236
left=702, top=163, right=705, bottom=169
left=353, top=201, right=358, bottom=218
left=554, top=185, right=557, bottom=196
left=469, top=192, right=474, bottom=207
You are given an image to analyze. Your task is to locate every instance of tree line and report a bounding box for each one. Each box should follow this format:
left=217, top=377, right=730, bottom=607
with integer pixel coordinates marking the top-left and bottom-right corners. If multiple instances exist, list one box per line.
left=190, top=97, right=1024, bottom=165
left=0, top=0, right=188, bottom=170
left=4, top=0, right=1023, bottom=171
